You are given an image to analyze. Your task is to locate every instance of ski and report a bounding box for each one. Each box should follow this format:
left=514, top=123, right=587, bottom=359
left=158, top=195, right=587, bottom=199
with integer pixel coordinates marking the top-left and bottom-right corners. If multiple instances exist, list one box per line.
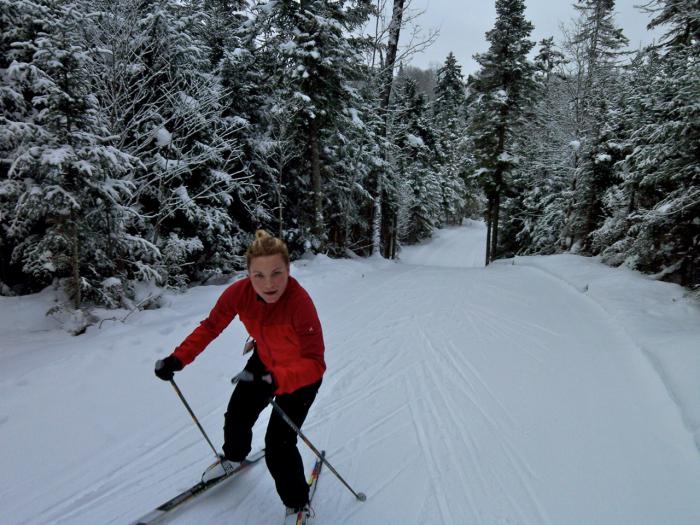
left=285, top=450, right=325, bottom=525
left=130, top=449, right=265, bottom=525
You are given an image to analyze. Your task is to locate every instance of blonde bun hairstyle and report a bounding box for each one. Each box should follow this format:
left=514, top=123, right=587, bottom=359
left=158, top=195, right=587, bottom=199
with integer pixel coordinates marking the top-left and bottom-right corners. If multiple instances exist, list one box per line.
left=246, top=229, right=290, bottom=268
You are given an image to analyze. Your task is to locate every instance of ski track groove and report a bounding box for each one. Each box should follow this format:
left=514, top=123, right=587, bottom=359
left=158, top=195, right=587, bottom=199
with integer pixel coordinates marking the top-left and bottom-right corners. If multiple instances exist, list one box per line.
left=439, top=336, right=519, bottom=432
left=29, top=433, right=204, bottom=525
left=418, top=362, right=482, bottom=523
left=420, top=349, right=546, bottom=524
left=403, top=372, right=453, bottom=525
left=37, top=407, right=230, bottom=525
left=328, top=263, right=548, bottom=523
left=411, top=272, right=548, bottom=524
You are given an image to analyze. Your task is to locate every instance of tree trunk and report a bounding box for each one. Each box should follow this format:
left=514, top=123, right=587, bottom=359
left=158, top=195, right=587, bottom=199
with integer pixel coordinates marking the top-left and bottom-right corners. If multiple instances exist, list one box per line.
left=390, top=212, right=398, bottom=259
left=379, top=0, right=405, bottom=126
left=373, top=0, right=405, bottom=257
left=70, top=212, right=81, bottom=309
left=491, top=190, right=501, bottom=261
left=485, top=196, right=493, bottom=266
left=309, top=116, right=323, bottom=242
left=371, top=171, right=382, bottom=254
left=277, top=168, right=284, bottom=239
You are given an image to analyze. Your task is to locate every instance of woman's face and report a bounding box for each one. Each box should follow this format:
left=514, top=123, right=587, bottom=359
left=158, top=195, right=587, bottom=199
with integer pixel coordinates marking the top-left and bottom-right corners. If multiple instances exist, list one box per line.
left=248, top=254, right=290, bottom=303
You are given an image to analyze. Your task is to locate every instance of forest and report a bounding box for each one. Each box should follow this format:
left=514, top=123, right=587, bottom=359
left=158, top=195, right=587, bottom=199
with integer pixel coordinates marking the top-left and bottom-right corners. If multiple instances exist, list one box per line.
left=1, top=0, right=698, bottom=315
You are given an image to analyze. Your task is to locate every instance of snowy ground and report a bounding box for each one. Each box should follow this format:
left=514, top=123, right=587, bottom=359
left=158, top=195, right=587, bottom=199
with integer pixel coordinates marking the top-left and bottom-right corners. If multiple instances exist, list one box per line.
left=2, top=221, right=700, bottom=525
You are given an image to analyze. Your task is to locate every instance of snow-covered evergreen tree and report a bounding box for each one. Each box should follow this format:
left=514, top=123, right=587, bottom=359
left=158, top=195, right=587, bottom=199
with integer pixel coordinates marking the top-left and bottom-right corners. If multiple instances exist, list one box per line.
left=372, top=0, right=406, bottom=258
left=563, top=0, right=629, bottom=251
left=88, top=0, right=252, bottom=287
left=239, top=0, right=374, bottom=253
left=1, top=1, right=138, bottom=308
left=392, top=78, right=441, bottom=244
left=323, top=91, right=382, bottom=255
left=433, top=52, right=472, bottom=224
left=588, top=49, right=659, bottom=262
left=1, top=0, right=54, bottom=292
left=467, top=0, right=536, bottom=263
left=602, top=0, right=699, bottom=287
left=197, top=0, right=247, bottom=68
left=512, top=37, right=572, bottom=254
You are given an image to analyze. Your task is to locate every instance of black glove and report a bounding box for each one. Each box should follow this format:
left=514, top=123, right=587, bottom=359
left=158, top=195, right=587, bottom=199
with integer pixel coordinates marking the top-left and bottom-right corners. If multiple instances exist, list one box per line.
left=155, top=355, right=183, bottom=381
left=234, top=370, right=276, bottom=390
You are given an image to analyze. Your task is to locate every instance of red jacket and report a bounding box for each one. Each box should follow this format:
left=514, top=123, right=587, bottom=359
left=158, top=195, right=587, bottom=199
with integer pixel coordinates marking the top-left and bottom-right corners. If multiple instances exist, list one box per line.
left=173, top=276, right=325, bottom=395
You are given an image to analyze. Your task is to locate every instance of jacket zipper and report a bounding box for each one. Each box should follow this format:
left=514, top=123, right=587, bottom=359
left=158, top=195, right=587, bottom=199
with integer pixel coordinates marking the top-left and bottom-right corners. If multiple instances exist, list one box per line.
left=258, top=302, right=277, bottom=369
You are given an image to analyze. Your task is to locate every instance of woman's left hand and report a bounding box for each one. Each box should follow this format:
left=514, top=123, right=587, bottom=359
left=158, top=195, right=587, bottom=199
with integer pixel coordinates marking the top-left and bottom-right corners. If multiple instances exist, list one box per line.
left=234, top=370, right=276, bottom=389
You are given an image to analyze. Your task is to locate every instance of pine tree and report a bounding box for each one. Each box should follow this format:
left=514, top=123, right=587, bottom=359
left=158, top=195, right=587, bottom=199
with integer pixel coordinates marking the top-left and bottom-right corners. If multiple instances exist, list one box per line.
left=611, top=0, right=700, bottom=287
left=433, top=52, right=471, bottom=225
left=240, top=0, right=373, bottom=253
left=1, top=1, right=138, bottom=308
left=0, top=0, right=55, bottom=292
left=392, top=78, right=441, bottom=244
left=323, top=88, right=382, bottom=255
left=588, top=49, right=659, bottom=263
left=197, top=0, right=247, bottom=68
left=642, top=0, right=700, bottom=49
left=512, top=37, right=571, bottom=254
left=467, top=0, right=535, bottom=264
left=88, top=0, right=251, bottom=287
left=563, top=0, right=629, bottom=251
left=434, top=53, right=466, bottom=125
left=572, top=0, right=629, bottom=91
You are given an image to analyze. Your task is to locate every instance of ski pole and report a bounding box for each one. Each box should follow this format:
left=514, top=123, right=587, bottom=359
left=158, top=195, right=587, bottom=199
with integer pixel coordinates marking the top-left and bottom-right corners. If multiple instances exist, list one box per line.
left=169, top=379, right=220, bottom=460
left=269, top=397, right=367, bottom=502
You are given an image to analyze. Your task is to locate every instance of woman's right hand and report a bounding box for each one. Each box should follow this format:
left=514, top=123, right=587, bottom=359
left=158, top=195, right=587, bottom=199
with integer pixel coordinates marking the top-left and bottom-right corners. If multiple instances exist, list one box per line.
left=154, top=355, right=183, bottom=381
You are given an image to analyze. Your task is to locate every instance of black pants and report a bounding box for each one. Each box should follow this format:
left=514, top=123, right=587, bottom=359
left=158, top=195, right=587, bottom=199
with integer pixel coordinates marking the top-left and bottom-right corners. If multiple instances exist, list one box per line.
left=223, top=352, right=321, bottom=508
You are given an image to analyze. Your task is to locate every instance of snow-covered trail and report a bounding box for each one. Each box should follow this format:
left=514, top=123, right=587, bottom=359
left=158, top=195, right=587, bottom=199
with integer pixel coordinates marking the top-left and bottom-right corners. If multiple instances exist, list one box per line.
left=309, top=225, right=700, bottom=524
left=2, top=221, right=700, bottom=524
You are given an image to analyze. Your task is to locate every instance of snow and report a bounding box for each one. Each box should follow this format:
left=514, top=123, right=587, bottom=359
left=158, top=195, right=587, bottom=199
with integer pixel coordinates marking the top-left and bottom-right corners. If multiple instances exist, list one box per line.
left=1, top=222, right=700, bottom=524
left=231, top=47, right=249, bottom=58
left=155, top=127, right=172, bottom=147
left=494, top=89, right=508, bottom=102
left=41, top=146, right=73, bottom=165
left=656, top=201, right=674, bottom=214
left=102, top=277, right=122, bottom=288
left=497, top=151, right=518, bottom=163
left=406, top=133, right=424, bottom=147
left=347, top=107, right=364, bottom=128
left=75, top=160, right=94, bottom=175
left=173, top=185, right=192, bottom=205
left=293, top=92, right=311, bottom=103
left=279, top=41, right=297, bottom=52
left=512, top=253, right=700, bottom=451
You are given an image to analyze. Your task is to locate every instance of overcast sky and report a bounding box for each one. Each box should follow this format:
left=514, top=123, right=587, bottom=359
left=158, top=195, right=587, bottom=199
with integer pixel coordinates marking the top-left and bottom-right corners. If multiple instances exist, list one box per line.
left=405, top=0, right=662, bottom=74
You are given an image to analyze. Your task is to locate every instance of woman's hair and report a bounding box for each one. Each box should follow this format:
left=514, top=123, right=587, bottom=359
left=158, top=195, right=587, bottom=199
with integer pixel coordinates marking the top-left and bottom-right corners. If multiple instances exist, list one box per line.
left=246, top=229, right=289, bottom=268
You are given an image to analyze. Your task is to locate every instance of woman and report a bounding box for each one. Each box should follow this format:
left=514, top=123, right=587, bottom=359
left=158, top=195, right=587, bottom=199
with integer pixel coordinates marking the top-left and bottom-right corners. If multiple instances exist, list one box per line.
left=154, top=230, right=325, bottom=516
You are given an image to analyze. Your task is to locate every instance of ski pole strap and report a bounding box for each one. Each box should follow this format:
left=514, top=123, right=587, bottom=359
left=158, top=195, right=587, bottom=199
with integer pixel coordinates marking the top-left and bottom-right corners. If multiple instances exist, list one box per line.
left=170, top=379, right=220, bottom=459
left=268, top=398, right=367, bottom=502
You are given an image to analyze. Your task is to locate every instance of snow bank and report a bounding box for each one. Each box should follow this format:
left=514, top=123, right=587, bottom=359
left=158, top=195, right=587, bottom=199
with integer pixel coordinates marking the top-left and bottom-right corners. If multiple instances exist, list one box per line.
left=512, top=253, right=700, bottom=450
